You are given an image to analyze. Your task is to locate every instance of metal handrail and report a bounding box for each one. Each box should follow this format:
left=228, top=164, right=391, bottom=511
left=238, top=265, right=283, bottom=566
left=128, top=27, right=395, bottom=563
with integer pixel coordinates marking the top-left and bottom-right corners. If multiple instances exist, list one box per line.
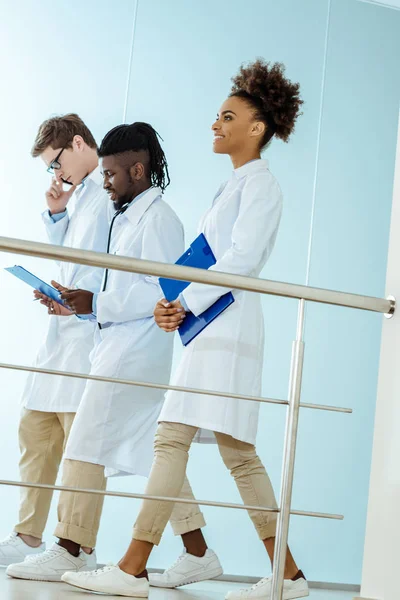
left=0, top=236, right=395, bottom=315
left=0, top=362, right=352, bottom=414
left=0, top=480, right=343, bottom=521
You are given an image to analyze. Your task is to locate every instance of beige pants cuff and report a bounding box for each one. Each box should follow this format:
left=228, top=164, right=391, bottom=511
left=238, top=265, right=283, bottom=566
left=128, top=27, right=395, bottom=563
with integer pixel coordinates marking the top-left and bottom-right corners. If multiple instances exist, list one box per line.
left=170, top=510, right=206, bottom=536
left=55, top=459, right=106, bottom=548
left=54, top=522, right=97, bottom=549
left=14, top=525, right=44, bottom=540
left=132, top=526, right=163, bottom=546
left=133, top=508, right=206, bottom=545
left=256, top=517, right=278, bottom=541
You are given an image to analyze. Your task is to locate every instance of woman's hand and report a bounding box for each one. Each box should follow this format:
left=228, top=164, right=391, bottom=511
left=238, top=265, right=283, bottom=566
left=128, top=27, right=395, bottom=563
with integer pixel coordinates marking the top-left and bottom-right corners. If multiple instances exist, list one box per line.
left=154, top=299, right=186, bottom=332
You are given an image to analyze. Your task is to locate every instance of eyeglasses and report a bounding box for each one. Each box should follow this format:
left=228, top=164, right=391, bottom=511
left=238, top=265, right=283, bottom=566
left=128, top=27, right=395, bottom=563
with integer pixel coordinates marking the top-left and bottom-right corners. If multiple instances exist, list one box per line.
left=47, top=148, right=65, bottom=174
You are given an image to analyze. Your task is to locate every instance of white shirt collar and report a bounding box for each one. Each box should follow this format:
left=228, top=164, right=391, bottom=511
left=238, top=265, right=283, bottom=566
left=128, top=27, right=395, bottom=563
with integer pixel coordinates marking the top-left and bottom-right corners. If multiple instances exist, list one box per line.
left=123, top=186, right=162, bottom=227
left=84, top=164, right=103, bottom=187
left=233, top=158, right=269, bottom=179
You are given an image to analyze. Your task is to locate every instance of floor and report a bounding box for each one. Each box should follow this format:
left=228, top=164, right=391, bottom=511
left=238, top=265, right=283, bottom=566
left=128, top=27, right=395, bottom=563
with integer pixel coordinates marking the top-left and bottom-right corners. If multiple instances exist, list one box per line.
left=0, top=570, right=358, bottom=599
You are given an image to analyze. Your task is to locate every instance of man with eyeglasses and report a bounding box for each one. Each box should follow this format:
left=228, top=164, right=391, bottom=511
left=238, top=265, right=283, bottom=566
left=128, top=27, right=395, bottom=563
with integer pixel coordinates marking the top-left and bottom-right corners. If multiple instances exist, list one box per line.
left=0, top=114, right=110, bottom=571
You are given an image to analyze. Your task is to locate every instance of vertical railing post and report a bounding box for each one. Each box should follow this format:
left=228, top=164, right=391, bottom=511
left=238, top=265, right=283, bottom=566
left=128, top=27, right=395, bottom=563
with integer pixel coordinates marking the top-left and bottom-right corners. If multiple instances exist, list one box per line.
left=271, top=299, right=306, bottom=599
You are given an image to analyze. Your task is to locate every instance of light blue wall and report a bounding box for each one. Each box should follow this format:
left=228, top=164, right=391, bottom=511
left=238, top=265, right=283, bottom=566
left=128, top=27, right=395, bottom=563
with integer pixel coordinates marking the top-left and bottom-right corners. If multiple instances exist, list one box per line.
left=0, top=0, right=399, bottom=586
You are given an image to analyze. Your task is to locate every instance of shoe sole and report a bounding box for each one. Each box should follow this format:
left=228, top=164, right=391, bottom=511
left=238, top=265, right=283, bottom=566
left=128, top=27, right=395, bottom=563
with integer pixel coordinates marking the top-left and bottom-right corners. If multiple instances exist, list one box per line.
left=62, top=578, right=149, bottom=597
left=6, top=569, right=62, bottom=582
left=6, top=567, right=96, bottom=583
left=225, top=587, right=309, bottom=600
left=284, top=590, right=309, bottom=600
left=150, top=566, right=224, bottom=589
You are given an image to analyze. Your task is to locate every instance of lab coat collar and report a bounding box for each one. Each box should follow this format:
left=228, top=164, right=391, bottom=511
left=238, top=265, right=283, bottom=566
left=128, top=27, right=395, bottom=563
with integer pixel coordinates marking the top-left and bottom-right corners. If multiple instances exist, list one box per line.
left=85, top=164, right=103, bottom=187
left=233, top=158, right=269, bottom=179
left=123, top=186, right=162, bottom=227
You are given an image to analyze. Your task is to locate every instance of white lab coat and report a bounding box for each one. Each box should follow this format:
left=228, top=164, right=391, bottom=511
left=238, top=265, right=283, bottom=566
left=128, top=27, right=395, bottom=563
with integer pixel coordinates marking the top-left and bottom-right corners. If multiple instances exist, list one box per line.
left=159, top=159, right=283, bottom=445
left=64, top=187, right=184, bottom=477
left=22, top=167, right=111, bottom=413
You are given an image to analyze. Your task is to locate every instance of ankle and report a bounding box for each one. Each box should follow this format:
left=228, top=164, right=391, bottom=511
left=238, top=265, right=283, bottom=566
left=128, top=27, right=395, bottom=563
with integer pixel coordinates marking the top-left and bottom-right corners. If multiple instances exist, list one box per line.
left=291, top=569, right=306, bottom=581
left=186, top=548, right=207, bottom=558
left=118, top=558, right=148, bottom=577
left=181, top=529, right=208, bottom=558
left=17, top=533, right=42, bottom=548
left=81, top=546, right=93, bottom=555
left=283, top=566, right=301, bottom=580
left=134, top=569, right=148, bottom=580
left=57, top=538, right=80, bottom=557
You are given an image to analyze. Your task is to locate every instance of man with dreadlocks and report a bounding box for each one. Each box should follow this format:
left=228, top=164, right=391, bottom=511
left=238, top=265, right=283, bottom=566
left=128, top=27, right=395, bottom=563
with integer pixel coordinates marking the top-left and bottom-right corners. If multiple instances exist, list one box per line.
left=6, top=122, right=222, bottom=583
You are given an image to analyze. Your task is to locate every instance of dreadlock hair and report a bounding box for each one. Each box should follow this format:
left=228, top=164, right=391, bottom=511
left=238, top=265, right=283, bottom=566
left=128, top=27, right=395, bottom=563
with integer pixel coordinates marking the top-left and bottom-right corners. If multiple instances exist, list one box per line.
left=230, top=59, right=303, bottom=149
left=97, top=122, right=170, bottom=192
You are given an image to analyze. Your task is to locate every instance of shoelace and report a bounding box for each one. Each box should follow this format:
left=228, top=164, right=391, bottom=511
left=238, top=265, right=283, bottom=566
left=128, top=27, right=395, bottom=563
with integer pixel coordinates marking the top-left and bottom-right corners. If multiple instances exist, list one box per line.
left=253, top=577, right=271, bottom=588
left=91, top=563, right=116, bottom=576
left=238, top=577, right=272, bottom=593
left=25, top=547, right=64, bottom=564
left=164, top=554, right=186, bottom=573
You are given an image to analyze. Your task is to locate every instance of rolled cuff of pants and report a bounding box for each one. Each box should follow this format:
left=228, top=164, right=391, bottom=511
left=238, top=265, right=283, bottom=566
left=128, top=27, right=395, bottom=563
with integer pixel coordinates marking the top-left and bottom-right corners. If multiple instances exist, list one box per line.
left=256, top=514, right=278, bottom=540
left=54, top=522, right=97, bottom=549
left=14, top=525, right=44, bottom=539
left=55, top=459, right=106, bottom=548
left=132, top=526, right=163, bottom=546
left=170, top=509, right=206, bottom=536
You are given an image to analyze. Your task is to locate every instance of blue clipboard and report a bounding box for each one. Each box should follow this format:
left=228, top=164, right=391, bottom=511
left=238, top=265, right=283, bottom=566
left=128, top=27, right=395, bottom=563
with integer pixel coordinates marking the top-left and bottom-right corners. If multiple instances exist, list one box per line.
left=4, top=265, right=63, bottom=305
left=159, top=234, right=234, bottom=346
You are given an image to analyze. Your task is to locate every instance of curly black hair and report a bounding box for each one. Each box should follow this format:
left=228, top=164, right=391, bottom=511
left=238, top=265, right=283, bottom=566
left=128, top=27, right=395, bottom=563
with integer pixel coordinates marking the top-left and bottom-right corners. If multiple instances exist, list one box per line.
left=98, top=122, right=170, bottom=192
left=230, top=59, right=303, bottom=148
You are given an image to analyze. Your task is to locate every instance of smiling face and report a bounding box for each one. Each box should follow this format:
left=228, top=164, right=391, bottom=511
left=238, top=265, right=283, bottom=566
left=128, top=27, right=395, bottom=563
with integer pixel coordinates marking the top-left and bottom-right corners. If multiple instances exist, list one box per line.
left=211, top=96, right=266, bottom=158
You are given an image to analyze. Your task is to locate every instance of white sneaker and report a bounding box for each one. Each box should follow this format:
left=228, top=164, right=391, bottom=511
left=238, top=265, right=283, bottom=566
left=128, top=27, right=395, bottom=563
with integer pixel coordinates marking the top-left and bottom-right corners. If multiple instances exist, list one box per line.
left=0, top=532, right=45, bottom=566
left=149, top=548, right=223, bottom=588
left=225, top=575, right=309, bottom=600
left=62, top=564, right=149, bottom=597
left=6, top=543, right=97, bottom=582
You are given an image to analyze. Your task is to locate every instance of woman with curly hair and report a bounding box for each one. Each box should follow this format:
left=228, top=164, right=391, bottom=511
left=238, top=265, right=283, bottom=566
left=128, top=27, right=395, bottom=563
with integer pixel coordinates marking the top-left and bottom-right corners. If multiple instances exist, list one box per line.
left=62, top=60, right=308, bottom=600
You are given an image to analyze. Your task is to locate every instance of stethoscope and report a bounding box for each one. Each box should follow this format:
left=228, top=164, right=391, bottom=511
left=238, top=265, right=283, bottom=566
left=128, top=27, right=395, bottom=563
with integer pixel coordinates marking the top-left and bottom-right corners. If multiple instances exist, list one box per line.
left=98, top=202, right=131, bottom=329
